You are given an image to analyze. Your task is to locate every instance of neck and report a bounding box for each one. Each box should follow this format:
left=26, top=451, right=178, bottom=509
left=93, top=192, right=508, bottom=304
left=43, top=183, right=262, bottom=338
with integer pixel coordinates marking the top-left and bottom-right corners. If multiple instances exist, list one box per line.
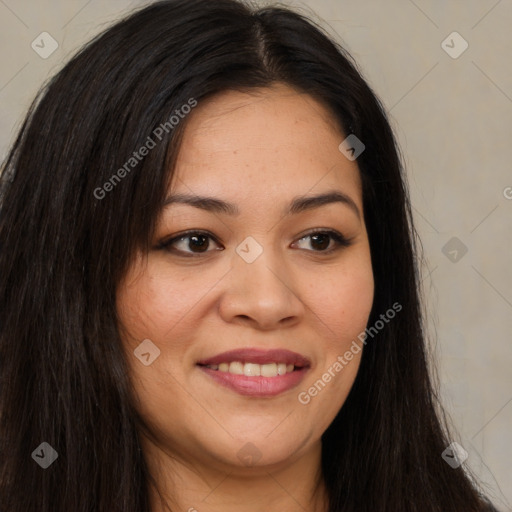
left=142, top=435, right=329, bottom=512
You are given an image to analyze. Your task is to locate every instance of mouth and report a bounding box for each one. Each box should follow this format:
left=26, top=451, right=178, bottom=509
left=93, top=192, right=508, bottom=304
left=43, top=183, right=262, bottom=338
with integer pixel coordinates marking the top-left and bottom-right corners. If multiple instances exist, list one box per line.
left=196, top=348, right=310, bottom=397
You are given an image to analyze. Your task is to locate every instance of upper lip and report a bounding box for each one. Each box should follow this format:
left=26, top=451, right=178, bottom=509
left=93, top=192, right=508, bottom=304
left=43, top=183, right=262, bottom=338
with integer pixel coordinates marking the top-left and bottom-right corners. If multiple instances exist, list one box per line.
left=197, top=348, right=311, bottom=368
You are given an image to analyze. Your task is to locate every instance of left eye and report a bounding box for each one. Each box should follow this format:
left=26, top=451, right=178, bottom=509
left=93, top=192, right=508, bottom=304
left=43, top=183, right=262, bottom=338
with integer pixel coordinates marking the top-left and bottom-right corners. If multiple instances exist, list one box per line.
left=158, top=229, right=351, bottom=256
left=294, top=230, right=350, bottom=253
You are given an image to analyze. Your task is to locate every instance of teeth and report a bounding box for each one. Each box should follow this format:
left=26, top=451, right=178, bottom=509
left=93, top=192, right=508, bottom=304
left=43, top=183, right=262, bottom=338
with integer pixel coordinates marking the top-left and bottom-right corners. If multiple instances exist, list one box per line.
left=261, top=363, right=277, bottom=377
left=205, top=361, right=297, bottom=377
left=244, top=363, right=260, bottom=376
left=229, top=361, right=243, bottom=375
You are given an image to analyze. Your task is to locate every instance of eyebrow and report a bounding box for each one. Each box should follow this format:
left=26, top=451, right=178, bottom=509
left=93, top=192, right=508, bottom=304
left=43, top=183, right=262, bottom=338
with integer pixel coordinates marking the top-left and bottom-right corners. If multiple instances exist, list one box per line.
left=163, top=190, right=361, bottom=219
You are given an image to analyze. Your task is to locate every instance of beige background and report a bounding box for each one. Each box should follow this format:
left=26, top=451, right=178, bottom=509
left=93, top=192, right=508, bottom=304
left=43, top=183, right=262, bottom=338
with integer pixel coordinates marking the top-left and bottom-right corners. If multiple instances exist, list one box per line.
left=0, top=0, right=511, bottom=509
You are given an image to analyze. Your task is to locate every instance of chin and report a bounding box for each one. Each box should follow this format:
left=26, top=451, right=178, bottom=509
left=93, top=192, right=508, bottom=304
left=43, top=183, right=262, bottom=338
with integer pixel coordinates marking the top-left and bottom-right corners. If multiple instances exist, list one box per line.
left=208, top=433, right=311, bottom=470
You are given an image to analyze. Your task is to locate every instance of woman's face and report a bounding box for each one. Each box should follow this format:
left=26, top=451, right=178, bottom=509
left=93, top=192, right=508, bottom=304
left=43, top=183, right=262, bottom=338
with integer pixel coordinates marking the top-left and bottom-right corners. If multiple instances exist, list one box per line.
left=116, top=84, right=374, bottom=471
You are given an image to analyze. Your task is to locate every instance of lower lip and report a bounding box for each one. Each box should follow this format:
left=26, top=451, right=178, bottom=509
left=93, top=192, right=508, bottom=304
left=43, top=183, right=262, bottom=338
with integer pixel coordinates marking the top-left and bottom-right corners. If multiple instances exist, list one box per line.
left=198, top=366, right=309, bottom=397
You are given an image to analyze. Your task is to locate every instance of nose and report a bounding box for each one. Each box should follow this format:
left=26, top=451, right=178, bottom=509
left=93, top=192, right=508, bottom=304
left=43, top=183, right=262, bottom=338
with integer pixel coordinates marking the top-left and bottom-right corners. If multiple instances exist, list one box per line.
left=218, top=244, right=305, bottom=331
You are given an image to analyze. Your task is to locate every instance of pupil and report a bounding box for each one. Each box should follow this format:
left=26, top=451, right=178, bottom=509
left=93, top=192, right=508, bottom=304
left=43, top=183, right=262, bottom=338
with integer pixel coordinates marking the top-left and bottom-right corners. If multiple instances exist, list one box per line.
left=190, top=235, right=208, bottom=252
left=311, top=234, right=329, bottom=251
left=185, top=234, right=331, bottom=253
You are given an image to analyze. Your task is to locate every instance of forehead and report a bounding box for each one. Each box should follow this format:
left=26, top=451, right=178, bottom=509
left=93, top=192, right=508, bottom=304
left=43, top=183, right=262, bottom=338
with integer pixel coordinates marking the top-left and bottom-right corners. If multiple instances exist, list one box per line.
left=170, top=84, right=362, bottom=208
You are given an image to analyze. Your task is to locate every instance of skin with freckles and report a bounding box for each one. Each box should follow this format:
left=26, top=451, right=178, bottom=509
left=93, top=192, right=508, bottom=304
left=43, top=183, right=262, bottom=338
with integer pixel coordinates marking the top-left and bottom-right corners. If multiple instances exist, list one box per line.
left=116, top=83, right=374, bottom=512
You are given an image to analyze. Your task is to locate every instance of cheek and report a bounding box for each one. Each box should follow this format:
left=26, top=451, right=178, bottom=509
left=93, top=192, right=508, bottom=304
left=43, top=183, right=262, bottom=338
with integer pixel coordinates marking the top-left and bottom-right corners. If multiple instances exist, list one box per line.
left=295, top=255, right=373, bottom=415
left=116, top=268, right=210, bottom=346
left=295, top=273, right=373, bottom=434
left=307, top=259, right=374, bottom=346
left=116, top=271, right=198, bottom=425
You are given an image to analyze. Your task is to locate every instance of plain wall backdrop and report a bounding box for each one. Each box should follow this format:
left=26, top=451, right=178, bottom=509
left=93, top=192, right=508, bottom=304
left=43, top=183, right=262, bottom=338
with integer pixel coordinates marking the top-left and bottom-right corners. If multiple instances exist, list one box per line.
left=0, top=0, right=511, bottom=509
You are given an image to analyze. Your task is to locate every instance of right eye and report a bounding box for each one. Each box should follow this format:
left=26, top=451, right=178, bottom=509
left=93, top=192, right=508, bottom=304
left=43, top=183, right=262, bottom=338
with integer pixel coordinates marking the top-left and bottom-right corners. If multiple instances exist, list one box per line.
left=157, top=230, right=223, bottom=257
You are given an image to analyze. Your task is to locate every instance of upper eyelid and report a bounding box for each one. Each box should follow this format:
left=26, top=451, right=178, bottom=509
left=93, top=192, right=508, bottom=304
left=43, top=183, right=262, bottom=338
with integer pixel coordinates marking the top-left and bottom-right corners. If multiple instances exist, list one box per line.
left=163, top=228, right=342, bottom=242
left=160, top=228, right=349, bottom=253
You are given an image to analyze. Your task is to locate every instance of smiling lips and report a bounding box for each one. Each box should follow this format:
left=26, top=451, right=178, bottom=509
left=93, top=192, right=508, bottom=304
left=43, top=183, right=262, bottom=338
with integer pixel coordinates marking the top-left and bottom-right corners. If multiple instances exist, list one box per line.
left=207, top=361, right=295, bottom=378
left=197, top=348, right=310, bottom=397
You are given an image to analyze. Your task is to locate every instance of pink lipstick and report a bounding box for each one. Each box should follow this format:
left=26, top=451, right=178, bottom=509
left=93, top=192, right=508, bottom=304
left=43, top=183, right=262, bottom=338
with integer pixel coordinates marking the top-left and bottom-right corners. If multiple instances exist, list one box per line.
left=197, top=348, right=310, bottom=397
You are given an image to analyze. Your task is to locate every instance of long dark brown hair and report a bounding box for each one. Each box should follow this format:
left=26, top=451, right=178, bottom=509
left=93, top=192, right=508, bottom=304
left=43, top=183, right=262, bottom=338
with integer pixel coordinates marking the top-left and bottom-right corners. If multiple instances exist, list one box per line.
left=0, top=1, right=497, bottom=510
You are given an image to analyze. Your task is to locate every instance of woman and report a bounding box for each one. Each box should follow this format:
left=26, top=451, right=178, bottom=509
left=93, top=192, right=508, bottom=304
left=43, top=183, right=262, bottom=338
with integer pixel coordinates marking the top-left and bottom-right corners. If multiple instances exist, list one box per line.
left=0, top=0, right=499, bottom=511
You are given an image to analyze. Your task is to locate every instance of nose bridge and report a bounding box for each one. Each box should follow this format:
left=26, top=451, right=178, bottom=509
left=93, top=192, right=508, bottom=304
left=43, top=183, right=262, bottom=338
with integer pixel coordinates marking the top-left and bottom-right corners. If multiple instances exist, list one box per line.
left=234, top=235, right=290, bottom=298
left=219, top=234, right=303, bottom=328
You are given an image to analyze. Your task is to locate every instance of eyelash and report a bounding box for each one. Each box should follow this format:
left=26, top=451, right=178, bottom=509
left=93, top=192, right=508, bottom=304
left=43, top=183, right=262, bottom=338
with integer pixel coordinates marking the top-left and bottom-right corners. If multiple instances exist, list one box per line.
left=157, top=228, right=352, bottom=257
